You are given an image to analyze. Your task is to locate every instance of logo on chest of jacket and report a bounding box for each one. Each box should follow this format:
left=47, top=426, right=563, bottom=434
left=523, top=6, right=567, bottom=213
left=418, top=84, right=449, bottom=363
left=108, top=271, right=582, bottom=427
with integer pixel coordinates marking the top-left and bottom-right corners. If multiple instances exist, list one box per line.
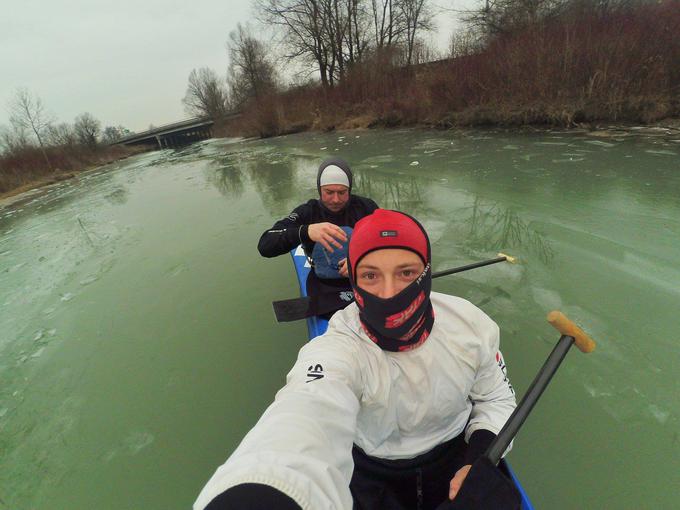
left=306, top=364, right=324, bottom=383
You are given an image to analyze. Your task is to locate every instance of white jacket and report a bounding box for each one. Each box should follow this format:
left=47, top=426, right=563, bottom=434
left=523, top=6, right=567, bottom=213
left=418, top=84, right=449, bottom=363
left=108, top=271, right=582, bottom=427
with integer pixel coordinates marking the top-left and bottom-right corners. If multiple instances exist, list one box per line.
left=194, top=292, right=516, bottom=510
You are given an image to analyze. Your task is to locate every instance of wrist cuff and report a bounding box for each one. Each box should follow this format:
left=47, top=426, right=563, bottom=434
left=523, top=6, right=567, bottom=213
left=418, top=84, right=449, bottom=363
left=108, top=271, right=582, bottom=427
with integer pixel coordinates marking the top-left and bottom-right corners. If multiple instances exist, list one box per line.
left=465, top=429, right=496, bottom=466
left=299, top=224, right=311, bottom=244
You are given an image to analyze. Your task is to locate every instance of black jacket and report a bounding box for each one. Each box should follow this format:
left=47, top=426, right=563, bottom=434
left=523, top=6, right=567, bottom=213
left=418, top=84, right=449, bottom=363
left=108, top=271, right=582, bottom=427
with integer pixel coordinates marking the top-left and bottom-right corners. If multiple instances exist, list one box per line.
left=257, top=195, right=379, bottom=258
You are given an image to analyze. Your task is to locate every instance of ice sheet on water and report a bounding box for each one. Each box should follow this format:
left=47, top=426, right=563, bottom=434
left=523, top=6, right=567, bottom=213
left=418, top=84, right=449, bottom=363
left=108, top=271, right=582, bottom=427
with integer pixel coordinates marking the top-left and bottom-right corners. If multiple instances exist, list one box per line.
left=419, top=219, right=447, bottom=244
left=645, top=149, right=677, bottom=156
left=104, top=430, right=155, bottom=462
left=79, top=275, right=99, bottom=286
left=531, top=287, right=562, bottom=311
left=585, top=140, right=616, bottom=148
left=411, top=139, right=453, bottom=152
left=552, top=158, right=585, bottom=163
left=647, top=404, right=670, bottom=424
left=360, top=155, right=395, bottom=165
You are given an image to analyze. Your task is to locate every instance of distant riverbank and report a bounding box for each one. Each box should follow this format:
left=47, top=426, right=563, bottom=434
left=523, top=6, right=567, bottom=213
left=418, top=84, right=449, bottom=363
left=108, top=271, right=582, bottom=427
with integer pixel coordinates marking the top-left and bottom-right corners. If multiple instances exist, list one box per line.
left=0, top=145, right=147, bottom=207
left=218, top=2, right=679, bottom=140
left=4, top=120, right=679, bottom=209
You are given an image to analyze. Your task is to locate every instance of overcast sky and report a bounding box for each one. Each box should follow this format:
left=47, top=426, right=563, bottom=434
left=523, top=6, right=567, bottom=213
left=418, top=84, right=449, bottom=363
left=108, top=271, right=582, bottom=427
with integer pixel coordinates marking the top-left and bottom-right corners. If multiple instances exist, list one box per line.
left=1, top=0, right=472, bottom=133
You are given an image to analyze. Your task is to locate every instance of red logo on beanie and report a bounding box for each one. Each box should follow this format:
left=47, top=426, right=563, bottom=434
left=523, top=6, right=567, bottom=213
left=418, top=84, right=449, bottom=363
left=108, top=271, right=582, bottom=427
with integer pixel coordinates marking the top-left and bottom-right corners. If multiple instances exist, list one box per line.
left=385, top=291, right=425, bottom=329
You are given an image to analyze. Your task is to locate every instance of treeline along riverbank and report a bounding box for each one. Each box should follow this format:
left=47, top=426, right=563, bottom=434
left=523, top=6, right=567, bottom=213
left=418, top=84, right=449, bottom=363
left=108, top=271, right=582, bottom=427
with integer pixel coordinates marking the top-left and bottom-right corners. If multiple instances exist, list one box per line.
left=221, top=1, right=679, bottom=138
left=4, top=1, right=678, bottom=198
left=0, top=144, right=145, bottom=200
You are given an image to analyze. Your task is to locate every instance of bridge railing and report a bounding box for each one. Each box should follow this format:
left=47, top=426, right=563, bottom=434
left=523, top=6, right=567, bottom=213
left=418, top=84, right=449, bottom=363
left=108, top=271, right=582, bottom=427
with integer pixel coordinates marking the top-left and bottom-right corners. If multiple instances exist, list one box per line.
left=116, top=116, right=214, bottom=143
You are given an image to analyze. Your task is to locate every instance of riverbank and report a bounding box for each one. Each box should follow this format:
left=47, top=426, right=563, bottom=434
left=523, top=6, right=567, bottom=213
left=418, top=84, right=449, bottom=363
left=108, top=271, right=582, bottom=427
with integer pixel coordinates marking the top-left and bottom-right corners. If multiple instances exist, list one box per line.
left=0, top=145, right=148, bottom=208
left=219, top=1, right=679, bottom=140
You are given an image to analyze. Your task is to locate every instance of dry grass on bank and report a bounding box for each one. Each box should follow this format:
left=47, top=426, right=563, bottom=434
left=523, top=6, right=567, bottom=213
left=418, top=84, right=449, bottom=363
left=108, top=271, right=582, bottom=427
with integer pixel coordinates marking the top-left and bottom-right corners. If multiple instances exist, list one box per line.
left=227, top=1, right=680, bottom=138
left=0, top=144, right=147, bottom=198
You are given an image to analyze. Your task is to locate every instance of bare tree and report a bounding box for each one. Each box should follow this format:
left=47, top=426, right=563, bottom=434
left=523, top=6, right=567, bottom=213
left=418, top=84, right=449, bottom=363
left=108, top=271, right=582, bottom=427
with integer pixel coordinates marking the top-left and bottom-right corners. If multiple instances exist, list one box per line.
left=8, top=88, right=53, bottom=169
left=227, top=24, right=278, bottom=108
left=398, top=0, right=433, bottom=65
left=101, top=125, right=132, bottom=144
left=182, top=67, right=229, bottom=118
left=371, top=0, right=406, bottom=48
left=257, top=0, right=335, bottom=86
left=448, top=27, right=482, bottom=58
left=346, top=0, right=372, bottom=63
left=258, top=0, right=377, bottom=85
left=74, top=113, right=101, bottom=149
left=258, top=0, right=437, bottom=84
left=46, top=122, right=77, bottom=147
left=463, top=0, right=566, bottom=35
left=0, top=123, right=31, bottom=155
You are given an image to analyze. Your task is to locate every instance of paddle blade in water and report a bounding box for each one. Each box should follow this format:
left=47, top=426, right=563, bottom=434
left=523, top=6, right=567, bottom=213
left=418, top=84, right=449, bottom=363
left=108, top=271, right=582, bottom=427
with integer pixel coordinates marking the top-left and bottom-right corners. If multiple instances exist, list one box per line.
left=273, top=297, right=312, bottom=322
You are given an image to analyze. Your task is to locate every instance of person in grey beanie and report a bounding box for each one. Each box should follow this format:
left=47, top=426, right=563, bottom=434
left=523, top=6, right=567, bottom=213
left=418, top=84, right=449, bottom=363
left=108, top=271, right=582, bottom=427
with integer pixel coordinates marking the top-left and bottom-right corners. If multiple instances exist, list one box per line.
left=257, top=158, right=378, bottom=308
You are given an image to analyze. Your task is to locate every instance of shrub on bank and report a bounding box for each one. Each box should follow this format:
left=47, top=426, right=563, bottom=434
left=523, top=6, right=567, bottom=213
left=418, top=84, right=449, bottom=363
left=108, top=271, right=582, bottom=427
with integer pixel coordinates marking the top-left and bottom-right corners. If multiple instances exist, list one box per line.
left=0, top=144, right=144, bottom=195
left=232, top=0, right=679, bottom=136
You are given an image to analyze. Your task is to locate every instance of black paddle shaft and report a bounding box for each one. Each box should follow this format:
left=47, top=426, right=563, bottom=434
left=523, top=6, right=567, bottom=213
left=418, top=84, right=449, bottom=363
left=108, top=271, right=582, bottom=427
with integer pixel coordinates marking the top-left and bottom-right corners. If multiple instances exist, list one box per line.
left=273, top=255, right=512, bottom=322
left=432, top=256, right=507, bottom=279
left=485, top=334, right=575, bottom=465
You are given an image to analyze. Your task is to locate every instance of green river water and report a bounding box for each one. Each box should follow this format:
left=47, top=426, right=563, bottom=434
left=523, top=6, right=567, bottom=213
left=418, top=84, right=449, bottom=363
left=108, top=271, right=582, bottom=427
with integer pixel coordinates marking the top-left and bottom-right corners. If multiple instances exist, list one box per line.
left=1, top=129, right=679, bottom=509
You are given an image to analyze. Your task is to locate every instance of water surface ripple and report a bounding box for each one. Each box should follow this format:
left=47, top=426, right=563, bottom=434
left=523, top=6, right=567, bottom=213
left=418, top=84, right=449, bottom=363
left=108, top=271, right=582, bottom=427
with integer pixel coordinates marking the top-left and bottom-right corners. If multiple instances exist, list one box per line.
left=1, top=130, right=678, bottom=509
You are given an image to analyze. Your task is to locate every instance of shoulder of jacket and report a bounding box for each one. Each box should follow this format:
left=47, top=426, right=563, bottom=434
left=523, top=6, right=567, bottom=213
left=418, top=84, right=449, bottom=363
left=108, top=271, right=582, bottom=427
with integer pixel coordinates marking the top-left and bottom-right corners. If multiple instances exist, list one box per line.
left=431, top=291, right=477, bottom=311
left=286, top=200, right=317, bottom=221
left=431, top=292, right=498, bottom=334
left=295, top=199, right=318, bottom=213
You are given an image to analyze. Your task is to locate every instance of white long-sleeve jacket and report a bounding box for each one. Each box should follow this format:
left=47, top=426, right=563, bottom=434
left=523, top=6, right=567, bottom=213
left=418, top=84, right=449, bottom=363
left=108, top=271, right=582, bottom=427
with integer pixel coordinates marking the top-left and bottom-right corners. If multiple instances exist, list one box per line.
left=194, top=292, right=516, bottom=510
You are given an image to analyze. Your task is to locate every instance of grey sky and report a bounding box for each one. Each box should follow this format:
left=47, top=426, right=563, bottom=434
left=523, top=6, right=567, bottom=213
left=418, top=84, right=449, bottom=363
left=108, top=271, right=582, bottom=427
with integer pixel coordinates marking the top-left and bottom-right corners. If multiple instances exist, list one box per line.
left=1, top=0, right=472, bottom=133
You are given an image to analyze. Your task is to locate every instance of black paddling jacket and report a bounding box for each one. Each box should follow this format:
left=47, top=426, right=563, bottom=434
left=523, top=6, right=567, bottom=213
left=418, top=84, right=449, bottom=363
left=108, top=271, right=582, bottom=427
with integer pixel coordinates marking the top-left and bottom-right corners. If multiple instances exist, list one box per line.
left=257, top=195, right=379, bottom=258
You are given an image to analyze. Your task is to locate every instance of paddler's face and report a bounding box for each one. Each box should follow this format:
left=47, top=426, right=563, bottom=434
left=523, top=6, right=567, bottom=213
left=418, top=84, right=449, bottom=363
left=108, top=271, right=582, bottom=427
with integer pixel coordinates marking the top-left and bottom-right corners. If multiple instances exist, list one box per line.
left=320, top=184, right=349, bottom=212
left=355, top=249, right=425, bottom=299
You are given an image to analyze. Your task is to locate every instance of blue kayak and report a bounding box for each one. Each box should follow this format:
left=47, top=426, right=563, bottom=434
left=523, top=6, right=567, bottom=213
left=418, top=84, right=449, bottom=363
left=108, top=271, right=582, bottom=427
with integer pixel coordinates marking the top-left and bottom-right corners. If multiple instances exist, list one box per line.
left=289, top=246, right=534, bottom=509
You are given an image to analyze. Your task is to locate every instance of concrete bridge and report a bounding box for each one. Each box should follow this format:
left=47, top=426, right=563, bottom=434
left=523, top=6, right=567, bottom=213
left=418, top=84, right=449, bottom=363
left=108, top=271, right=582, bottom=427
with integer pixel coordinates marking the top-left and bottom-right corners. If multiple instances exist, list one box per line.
left=115, top=117, right=217, bottom=149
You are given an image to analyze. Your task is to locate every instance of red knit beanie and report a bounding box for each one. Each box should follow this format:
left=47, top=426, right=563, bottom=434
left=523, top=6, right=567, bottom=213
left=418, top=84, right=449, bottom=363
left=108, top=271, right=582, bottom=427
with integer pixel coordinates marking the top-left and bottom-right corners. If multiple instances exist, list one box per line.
left=348, top=209, right=429, bottom=274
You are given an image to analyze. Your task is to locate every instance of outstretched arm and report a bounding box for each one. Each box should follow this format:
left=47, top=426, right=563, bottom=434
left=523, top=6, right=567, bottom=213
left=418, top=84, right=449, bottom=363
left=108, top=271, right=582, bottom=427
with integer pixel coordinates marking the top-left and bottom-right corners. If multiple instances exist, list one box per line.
left=194, top=337, right=362, bottom=509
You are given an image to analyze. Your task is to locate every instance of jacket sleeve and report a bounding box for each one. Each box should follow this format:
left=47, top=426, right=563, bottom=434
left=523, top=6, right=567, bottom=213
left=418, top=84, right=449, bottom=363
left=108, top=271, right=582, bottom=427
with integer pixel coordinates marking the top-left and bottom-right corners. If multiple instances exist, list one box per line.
left=194, top=336, right=362, bottom=510
left=464, top=311, right=516, bottom=457
left=257, top=204, right=313, bottom=258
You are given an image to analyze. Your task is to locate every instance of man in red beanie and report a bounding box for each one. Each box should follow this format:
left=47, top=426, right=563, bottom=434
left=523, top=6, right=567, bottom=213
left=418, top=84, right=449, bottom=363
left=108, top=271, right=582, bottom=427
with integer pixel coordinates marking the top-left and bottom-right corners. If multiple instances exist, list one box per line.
left=196, top=210, right=517, bottom=510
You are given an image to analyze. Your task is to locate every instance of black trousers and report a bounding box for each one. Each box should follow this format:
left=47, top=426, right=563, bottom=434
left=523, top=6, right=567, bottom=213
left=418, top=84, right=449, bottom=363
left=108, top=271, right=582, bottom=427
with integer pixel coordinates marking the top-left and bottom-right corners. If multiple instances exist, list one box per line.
left=350, top=435, right=468, bottom=510
left=305, top=270, right=353, bottom=319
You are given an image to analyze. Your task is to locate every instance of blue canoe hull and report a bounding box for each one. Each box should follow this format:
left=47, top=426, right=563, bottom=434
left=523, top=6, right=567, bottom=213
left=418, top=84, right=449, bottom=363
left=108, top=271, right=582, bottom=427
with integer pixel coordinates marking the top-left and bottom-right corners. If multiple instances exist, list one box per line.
left=290, top=247, right=534, bottom=509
